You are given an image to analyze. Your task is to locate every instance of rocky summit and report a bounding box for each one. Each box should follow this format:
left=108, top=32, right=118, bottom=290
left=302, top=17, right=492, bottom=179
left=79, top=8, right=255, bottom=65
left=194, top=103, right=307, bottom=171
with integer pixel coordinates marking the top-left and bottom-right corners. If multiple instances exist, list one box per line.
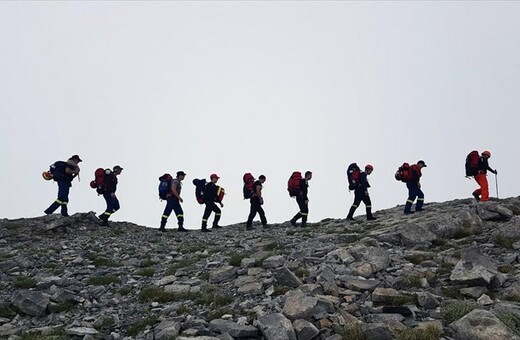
left=2, top=198, right=520, bottom=340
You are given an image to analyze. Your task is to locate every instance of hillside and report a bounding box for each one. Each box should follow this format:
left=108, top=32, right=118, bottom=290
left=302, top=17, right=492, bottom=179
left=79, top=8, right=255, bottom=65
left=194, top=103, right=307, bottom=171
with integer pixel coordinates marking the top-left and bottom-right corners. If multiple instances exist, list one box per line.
left=1, top=197, right=520, bottom=340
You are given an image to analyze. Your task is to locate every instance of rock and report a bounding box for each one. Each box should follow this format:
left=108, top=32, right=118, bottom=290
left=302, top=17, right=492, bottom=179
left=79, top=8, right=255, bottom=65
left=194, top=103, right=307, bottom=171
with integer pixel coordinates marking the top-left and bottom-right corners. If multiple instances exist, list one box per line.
left=371, top=288, right=401, bottom=304
left=164, top=284, right=191, bottom=294
left=257, top=313, right=297, bottom=340
left=237, top=282, right=264, bottom=295
left=154, top=320, right=181, bottom=339
left=343, top=277, right=380, bottom=292
left=416, top=292, right=439, bottom=309
left=293, top=319, right=319, bottom=340
left=209, top=319, right=258, bottom=338
left=209, top=266, right=237, bottom=283
left=476, top=203, right=514, bottom=221
left=263, top=255, right=285, bottom=269
left=11, top=290, right=49, bottom=316
left=282, top=290, right=319, bottom=321
left=349, top=245, right=390, bottom=273
left=241, top=258, right=256, bottom=268
left=477, top=294, right=493, bottom=306
left=362, top=323, right=393, bottom=340
left=450, top=248, right=505, bottom=287
left=66, top=327, right=99, bottom=336
left=156, top=275, right=177, bottom=286
left=450, top=309, right=520, bottom=340
left=460, top=286, right=488, bottom=299
left=273, top=266, right=302, bottom=288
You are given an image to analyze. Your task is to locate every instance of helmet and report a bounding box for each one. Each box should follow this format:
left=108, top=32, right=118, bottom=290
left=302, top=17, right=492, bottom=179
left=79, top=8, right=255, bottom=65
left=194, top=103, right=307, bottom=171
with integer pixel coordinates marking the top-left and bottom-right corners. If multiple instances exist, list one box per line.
left=42, top=171, right=53, bottom=181
left=365, top=164, right=374, bottom=171
left=482, top=150, right=491, bottom=158
left=210, top=173, right=220, bottom=180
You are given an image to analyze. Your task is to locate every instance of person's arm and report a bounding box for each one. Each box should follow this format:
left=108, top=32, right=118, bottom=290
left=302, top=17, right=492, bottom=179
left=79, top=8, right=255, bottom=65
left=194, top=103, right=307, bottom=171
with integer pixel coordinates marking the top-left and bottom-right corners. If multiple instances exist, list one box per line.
left=171, top=181, right=183, bottom=202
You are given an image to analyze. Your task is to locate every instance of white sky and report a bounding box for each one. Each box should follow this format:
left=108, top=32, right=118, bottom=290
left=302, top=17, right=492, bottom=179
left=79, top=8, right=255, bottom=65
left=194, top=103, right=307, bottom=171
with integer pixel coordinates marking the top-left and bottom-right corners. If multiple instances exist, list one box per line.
left=1, top=1, right=518, bottom=229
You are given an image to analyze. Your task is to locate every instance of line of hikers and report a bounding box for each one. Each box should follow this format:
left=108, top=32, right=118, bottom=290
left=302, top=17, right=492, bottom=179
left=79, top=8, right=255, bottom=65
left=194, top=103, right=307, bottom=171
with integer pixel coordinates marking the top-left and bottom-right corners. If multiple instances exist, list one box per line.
left=42, top=150, right=498, bottom=230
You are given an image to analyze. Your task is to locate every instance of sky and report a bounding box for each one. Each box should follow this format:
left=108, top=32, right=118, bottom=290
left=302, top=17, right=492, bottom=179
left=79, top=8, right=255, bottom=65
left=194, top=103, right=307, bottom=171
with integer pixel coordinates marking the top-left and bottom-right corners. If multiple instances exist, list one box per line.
left=1, top=1, right=519, bottom=229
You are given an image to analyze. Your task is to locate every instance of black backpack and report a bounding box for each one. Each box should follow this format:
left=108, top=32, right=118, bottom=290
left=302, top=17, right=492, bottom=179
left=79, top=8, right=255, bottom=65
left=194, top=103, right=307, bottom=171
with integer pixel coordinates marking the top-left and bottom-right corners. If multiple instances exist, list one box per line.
left=346, top=163, right=361, bottom=190
left=158, top=174, right=173, bottom=200
left=193, top=178, right=207, bottom=204
left=49, top=161, right=67, bottom=181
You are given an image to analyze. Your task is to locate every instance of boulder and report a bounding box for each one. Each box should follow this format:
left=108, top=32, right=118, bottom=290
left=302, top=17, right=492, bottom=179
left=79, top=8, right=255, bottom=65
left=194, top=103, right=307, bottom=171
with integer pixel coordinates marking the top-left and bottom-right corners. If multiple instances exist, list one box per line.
left=209, top=266, right=237, bottom=283
left=209, top=319, right=258, bottom=338
left=273, top=266, right=302, bottom=288
left=450, top=248, right=505, bottom=288
left=293, top=319, right=319, bottom=340
left=282, top=290, right=319, bottom=321
left=257, top=313, right=297, bottom=340
left=11, top=291, right=49, bottom=317
left=450, top=309, right=520, bottom=340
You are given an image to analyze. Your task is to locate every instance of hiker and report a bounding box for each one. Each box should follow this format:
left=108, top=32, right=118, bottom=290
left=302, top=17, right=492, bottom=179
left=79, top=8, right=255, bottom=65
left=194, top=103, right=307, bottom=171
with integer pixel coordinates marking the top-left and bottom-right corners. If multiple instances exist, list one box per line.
left=99, top=165, right=123, bottom=226
left=246, top=175, right=269, bottom=230
left=160, top=171, right=188, bottom=232
left=347, top=165, right=377, bottom=221
left=44, top=155, right=82, bottom=217
left=404, top=160, right=426, bottom=214
left=290, top=171, right=312, bottom=228
left=472, top=151, right=498, bottom=202
left=201, top=173, right=224, bottom=232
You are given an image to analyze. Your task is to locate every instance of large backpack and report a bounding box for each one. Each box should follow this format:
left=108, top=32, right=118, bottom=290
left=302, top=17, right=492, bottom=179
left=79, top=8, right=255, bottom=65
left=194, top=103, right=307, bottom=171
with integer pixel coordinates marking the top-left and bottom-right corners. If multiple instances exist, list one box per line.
left=346, top=163, right=361, bottom=190
left=49, top=161, right=67, bottom=181
left=243, top=173, right=255, bottom=199
left=287, top=172, right=302, bottom=197
left=465, top=150, right=480, bottom=177
left=193, top=178, right=207, bottom=204
left=90, top=168, right=111, bottom=194
left=158, top=174, right=173, bottom=200
left=395, top=163, right=412, bottom=182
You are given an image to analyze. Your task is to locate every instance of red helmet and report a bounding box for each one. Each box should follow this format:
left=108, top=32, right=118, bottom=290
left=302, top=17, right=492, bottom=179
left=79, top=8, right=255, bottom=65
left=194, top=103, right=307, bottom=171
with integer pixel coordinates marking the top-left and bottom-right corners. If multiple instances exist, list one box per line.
left=365, top=164, right=374, bottom=171
left=482, top=150, right=491, bottom=158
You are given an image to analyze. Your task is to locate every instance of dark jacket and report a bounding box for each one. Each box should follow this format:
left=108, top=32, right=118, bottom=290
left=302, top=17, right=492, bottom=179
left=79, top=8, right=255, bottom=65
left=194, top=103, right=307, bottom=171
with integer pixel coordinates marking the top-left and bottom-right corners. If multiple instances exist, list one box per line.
left=104, top=173, right=118, bottom=194
left=205, top=182, right=218, bottom=203
left=355, top=172, right=371, bottom=192
left=299, top=179, right=309, bottom=201
left=478, top=157, right=494, bottom=174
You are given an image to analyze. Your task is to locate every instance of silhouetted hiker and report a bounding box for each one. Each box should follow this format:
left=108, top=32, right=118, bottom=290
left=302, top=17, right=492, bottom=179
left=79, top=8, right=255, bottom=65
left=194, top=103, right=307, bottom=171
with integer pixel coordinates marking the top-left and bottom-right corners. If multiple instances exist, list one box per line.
left=347, top=164, right=377, bottom=221
left=159, top=171, right=188, bottom=232
left=289, top=171, right=312, bottom=228
left=44, top=155, right=82, bottom=217
left=201, top=173, right=224, bottom=232
left=403, top=160, right=426, bottom=214
left=98, top=165, right=123, bottom=226
left=246, top=175, right=269, bottom=230
left=471, top=151, right=497, bottom=202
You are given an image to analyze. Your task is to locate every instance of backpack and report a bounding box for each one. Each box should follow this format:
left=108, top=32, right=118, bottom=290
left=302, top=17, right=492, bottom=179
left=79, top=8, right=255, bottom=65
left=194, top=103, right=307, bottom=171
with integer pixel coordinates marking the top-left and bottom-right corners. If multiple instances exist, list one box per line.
left=465, top=150, right=480, bottom=177
left=49, top=161, right=67, bottom=181
left=243, top=173, right=255, bottom=199
left=193, top=178, right=207, bottom=204
left=90, top=168, right=111, bottom=194
left=395, top=163, right=412, bottom=182
left=158, top=174, right=173, bottom=200
left=216, top=185, right=225, bottom=202
left=346, top=163, right=361, bottom=190
left=287, top=172, right=302, bottom=197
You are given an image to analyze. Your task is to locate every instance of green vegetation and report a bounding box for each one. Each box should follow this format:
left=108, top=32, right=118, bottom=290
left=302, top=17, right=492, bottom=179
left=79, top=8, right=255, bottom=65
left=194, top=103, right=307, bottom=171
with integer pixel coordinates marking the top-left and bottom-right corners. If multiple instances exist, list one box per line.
left=263, top=242, right=280, bottom=251
left=498, top=264, right=515, bottom=274
left=96, top=317, right=116, bottom=330
left=178, top=243, right=206, bottom=253
left=441, top=286, right=464, bottom=299
left=453, top=228, right=475, bottom=239
left=441, top=300, right=477, bottom=323
left=294, top=268, right=310, bottom=278
left=126, top=316, right=158, bottom=337
left=494, top=235, right=516, bottom=250
left=497, top=311, right=520, bottom=336
left=118, top=287, right=133, bottom=296
left=228, top=252, right=246, bottom=267
left=12, top=276, right=37, bottom=289
left=139, top=258, right=157, bottom=267
left=138, top=285, right=232, bottom=307
left=166, top=259, right=197, bottom=275
left=396, top=325, right=443, bottom=340
left=49, top=301, right=76, bottom=313
left=175, top=305, right=192, bottom=315
left=136, top=268, right=155, bottom=277
left=88, top=275, right=119, bottom=286
left=89, top=255, right=120, bottom=267
left=19, top=327, right=68, bottom=340
left=272, top=285, right=291, bottom=296
left=207, top=307, right=236, bottom=321
left=342, top=323, right=365, bottom=340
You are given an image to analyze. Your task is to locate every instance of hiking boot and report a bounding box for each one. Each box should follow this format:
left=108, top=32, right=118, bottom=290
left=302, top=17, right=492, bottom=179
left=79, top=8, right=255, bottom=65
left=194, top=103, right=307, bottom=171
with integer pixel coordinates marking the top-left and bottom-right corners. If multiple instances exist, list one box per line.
left=158, top=227, right=166, bottom=232
left=290, top=220, right=297, bottom=228
left=100, top=220, right=109, bottom=227
left=415, top=208, right=424, bottom=212
left=346, top=216, right=355, bottom=221
left=367, top=216, right=377, bottom=221
left=404, top=211, right=415, bottom=215
left=178, top=227, right=189, bottom=232
left=61, top=213, right=69, bottom=217
left=201, top=228, right=212, bottom=232
left=246, top=226, right=254, bottom=231
left=262, top=224, right=270, bottom=229
left=473, top=192, right=480, bottom=202
left=212, top=225, right=222, bottom=229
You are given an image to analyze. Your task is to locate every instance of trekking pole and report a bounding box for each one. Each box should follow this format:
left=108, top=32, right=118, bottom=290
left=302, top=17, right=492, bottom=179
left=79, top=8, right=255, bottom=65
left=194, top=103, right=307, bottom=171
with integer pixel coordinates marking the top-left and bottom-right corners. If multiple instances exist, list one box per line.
left=495, top=173, right=499, bottom=199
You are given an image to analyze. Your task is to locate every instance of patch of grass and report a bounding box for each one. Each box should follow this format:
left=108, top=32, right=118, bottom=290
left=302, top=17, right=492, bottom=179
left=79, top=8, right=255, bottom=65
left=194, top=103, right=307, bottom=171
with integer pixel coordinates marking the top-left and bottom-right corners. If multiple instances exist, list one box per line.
left=441, top=286, right=464, bottom=299
left=89, top=255, right=120, bottom=267
left=136, top=268, right=155, bottom=277
left=407, top=275, right=423, bottom=288
left=12, top=276, right=37, bottom=289
left=166, top=259, right=197, bottom=275
left=96, top=317, right=115, bottom=330
left=49, top=301, right=76, bottom=313
left=139, top=258, right=157, bottom=268
left=441, top=300, right=477, bottom=323
left=178, top=243, right=205, bottom=253
left=396, top=325, right=442, bottom=340
left=272, top=285, right=291, bottom=296
left=403, top=254, right=434, bottom=265
left=497, top=312, right=520, bottom=336
left=286, top=230, right=297, bottom=236
left=229, top=253, right=246, bottom=267
left=342, top=323, right=365, bottom=340
left=88, top=275, right=119, bottom=286
left=198, top=271, right=210, bottom=280
left=207, top=307, right=236, bottom=321
left=176, top=305, right=192, bottom=315
left=498, top=264, right=515, bottom=274
left=126, top=316, right=158, bottom=337
left=494, top=235, right=516, bottom=250
left=453, top=228, right=475, bottom=239
left=19, top=327, right=68, bottom=340
left=294, top=268, right=310, bottom=278
left=263, top=242, right=280, bottom=251
left=118, top=287, right=133, bottom=296
left=138, top=285, right=232, bottom=307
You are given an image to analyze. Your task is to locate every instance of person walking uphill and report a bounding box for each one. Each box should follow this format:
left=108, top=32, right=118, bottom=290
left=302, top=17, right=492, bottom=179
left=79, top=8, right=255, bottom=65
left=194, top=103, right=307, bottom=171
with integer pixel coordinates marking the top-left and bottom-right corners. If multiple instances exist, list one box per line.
left=472, top=151, right=498, bottom=202
left=99, top=165, right=123, bottom=226
left=160, top=171, right=188, bottom=232
left=404, top=160, right=427, bottom=214
left=201, top=174, right=224, bottom=232
left=289, top=171, right=312, bottom=228
left=347, top=165, right=377, bottom=221
left=44, top=155, right=82, bottom=217
left=246, top=175, right=269, bottom=230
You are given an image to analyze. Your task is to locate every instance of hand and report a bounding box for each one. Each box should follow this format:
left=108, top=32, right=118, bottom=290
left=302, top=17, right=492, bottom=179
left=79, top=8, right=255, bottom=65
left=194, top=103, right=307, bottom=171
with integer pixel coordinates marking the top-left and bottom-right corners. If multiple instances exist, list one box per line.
left=418, top=183, right=421, bottom=189
left=260, top=197, right=264, bottom=205
left=305, top=200, right=309, bottom=205
left=219, top=202, right=224, bottom=208
left=493, top=169, right=498, bottom=175
left=111, top=193, right=116, bottom=198
left=179, top=197, right=183, bottom=203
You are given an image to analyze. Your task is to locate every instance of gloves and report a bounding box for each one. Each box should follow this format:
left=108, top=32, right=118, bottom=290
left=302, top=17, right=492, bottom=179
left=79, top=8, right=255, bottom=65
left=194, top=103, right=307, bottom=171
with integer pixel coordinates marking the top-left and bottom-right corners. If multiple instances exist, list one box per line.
left=493, top=169, right=498, bottom=175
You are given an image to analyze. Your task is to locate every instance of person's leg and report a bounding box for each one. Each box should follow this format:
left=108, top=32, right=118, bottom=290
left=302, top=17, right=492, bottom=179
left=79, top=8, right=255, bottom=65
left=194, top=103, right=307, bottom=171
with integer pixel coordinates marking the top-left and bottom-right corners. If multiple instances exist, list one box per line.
left=201, top=204, right=212, bottom=231
left=415, top=188, right=425, bottom=211
left=160, top=198, right=174, bottom=230
left=404, top=183, right=417, bottom=214
left=364, top=195, right=376, bottom=220
left=212, top=203, right=222, bottom=228
left=347, top=191, right=362, bottom=220
left=246, top=199, right=257, bottom=230
left=172, top=199, right=186, bottom=231
left=475, top=174, right=490, bottom=201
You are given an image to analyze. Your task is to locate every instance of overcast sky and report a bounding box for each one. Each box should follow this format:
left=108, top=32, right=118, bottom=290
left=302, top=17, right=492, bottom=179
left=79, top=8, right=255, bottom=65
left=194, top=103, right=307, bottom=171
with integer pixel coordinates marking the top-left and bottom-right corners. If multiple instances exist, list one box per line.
left=1, top=1, right=518, bottom=229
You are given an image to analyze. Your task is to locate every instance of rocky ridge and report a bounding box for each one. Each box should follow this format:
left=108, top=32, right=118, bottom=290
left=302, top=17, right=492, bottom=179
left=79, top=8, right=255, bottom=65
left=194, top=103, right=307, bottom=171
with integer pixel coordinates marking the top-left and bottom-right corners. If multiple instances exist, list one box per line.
left=1, top=197, right=520, bottom=340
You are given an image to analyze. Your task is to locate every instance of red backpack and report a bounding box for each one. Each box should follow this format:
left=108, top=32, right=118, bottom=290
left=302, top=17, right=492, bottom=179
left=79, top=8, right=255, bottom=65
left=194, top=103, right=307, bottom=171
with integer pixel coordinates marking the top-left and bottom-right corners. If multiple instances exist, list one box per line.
left=90, top=168, right=111, bottom=194
left=347, top=163, right=361, bottom=190
left=243, top=173, right=255, bottom=199
left=465, top=150, right=480, bottom=176
left=395, top=163, right=412, bottom=182
left=287, top=172, right=302, bottom=197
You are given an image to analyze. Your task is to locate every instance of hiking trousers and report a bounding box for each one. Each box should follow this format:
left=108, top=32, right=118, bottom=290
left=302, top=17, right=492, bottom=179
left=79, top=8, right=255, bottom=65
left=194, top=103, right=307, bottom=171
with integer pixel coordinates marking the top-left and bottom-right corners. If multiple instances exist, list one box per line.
left=347, top=189, right=373, bottom=218
left=291, top=196, right=308, bottom=227
left=246, top=197, right=267, bottom=228
left=202, top=202, right=221, bottom=229
left=101, top=193, right=120, bottom=221
left=161, top=197, right=184, bottom=228
left=404, top=182, right=424, bottom=213
left=473, top=173, right=489, bottom=201
left=45, top=181, right=70, bottom=216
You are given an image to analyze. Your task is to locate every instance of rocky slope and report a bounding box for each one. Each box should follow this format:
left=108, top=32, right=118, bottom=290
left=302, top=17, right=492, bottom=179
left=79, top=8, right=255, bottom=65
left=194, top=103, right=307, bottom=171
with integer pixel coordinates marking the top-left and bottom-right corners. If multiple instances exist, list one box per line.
left=1, top=197, right=520, bottom=340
